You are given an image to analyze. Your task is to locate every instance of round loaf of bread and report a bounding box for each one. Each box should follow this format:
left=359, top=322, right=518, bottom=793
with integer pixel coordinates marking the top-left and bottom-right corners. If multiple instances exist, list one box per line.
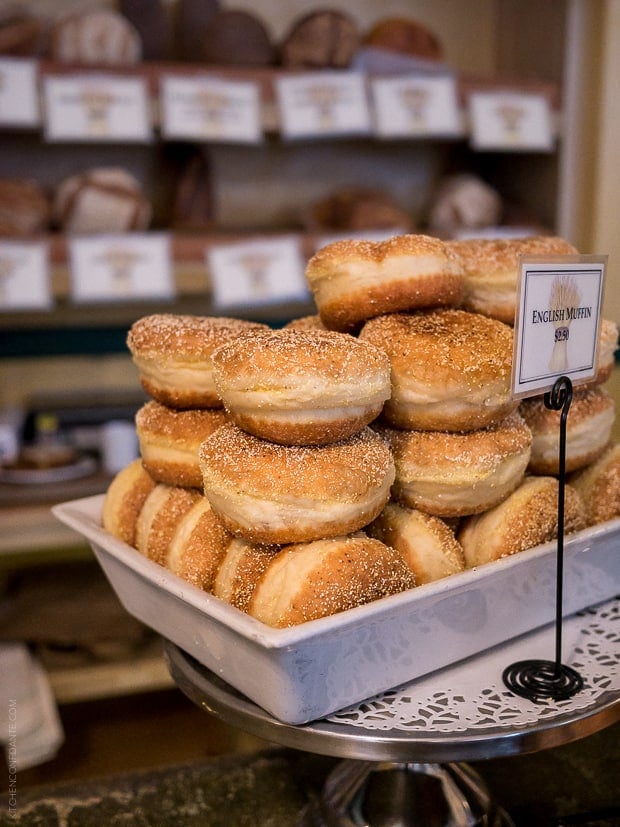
left=447, top=235, right=578, bottom=325
left=199, top=424, right=395, bottom=544
left=377, top=412, right=532, bottom=517
left=53, top=168, right=151, bottom=235
left=280, top=10, right=360, bottom=68
left=0, top=13, right=43, bottom=56
left=134, top=483, right=201, bottom=565
left=368, top=502, right=464, bottom=584
left=0, top=178, right=50, bottom=236
left=360, top=309, right=517, bottom=431
left=102, top=458, right=156, bottom=546
left=127, top=314, right=269, bottom=409
left=303, top=188, right=413, bottom=234
left=211, top=328, right=391, bottom=445
left=49, top=9, right=142, bottom=65
left=247, top=534, right=416, bottom=628
left=201, top=10, right=275, bottom=66
left=364, top=16, right=443, bottom=61
left=166, top=496, right=232, bottom=590
left=568, top=443, right=620, bottom=526
left=136, top=401, right=227, bottom=488
left=305, top=234, right=465, bottom=333
left=457, top=475, right=587, bottom=568
left=519, top=386, right=615, bottom=475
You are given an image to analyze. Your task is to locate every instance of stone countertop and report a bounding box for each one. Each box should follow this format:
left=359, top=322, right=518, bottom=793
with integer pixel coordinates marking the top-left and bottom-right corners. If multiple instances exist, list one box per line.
left=3, top=722, right=619, bottom=827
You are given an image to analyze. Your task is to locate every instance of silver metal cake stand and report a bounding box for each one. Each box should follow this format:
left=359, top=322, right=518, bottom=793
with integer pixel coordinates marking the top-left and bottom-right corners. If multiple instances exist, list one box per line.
left=164, top=597, right=620, bottom=827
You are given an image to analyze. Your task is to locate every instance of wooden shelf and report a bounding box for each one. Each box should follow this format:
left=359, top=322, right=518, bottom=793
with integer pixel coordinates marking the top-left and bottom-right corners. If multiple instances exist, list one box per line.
left=48, top=650, right=173, bottom=704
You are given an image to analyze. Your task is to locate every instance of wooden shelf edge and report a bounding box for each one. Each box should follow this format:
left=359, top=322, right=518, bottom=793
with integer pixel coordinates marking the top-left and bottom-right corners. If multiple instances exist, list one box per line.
left=48, top=652, right=174, bottom=704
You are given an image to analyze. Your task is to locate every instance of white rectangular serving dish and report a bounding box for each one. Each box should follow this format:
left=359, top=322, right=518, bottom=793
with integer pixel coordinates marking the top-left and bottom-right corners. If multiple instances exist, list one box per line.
left=54, top=495, right=620, bottom=724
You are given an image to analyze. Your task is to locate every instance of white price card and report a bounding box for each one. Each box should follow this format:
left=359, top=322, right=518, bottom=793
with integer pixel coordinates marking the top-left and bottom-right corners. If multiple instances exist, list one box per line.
left=468, top=90, right=554, bottom=151
left=371, top=74, right=462, bottom=138
left=68, top=234, right=174, bottom=303
left=207, top=236, right=309, bottom=310
left=0, top=58, right=40, bottom=127
left=511, top=256, right=607, bottom=399
left=43, top=74, right=151, bottom=142
left=275, top=72, right=371, bottom=139
left=0, top=241, right=51, bottom=311
left=160, top=75, right=262, bottom=144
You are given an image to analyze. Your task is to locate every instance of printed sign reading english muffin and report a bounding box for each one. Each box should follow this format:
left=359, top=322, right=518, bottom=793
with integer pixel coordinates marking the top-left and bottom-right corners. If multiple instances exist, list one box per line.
left=512, top=256, right=606, bottom=398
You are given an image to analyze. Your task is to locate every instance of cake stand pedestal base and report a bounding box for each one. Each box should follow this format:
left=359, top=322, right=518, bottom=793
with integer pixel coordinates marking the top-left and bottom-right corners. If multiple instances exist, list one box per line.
left=304, top=759, right=514, bottom=827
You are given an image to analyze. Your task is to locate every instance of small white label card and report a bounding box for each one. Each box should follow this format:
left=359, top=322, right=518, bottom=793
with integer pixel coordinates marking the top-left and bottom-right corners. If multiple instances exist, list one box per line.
left=207, top=236, right=309, bottom=310
left=0, top=58, right=40, bottom=127
left=469, top=90, right=554, bottom=151
left=43, top=74, right=151, bottom=142
left=68, top=233, right=174, bottom=303
left=160, top=74, right=262, bottom=144
left=0, top=241, right=51, bottom=311
left=275, top=72, right=371, bottom=139
left=512, top=256, right=607, bottom=398
left=371, top=74, right=463, bottom=138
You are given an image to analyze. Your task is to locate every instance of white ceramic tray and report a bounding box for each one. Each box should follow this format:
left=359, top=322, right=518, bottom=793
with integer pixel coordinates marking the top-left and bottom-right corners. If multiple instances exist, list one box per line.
left=53, top=495, right=620, bottom=725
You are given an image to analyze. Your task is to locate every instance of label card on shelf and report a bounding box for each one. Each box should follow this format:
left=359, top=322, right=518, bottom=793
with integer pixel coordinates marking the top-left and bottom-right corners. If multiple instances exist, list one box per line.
left=68, top=234, right=174, bottom=303
left=468, top=90, right=554, bottom=151
left=371, top=74, right=463, bottom=138
left=208, top=236, right=309, bottom=310
left=160, top=75, right=262, bottom=144
left=511, top=256, right=606, bottom=398
left=275, top=72, right=371, bottom=139
left=43, top=75, right=151, bottom=142
left=0, top=58, right=40, bottom=127
left=0, top=241, right=51, bottom=311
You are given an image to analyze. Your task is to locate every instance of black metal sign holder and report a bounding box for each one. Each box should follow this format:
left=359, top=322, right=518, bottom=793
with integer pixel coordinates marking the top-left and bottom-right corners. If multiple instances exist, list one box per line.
left=502, top=375, right=584, bottom=702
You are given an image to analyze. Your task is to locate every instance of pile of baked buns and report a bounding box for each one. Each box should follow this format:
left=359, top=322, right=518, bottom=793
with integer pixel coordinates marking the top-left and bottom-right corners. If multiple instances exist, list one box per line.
left=102, top=232, right=620, bottom=628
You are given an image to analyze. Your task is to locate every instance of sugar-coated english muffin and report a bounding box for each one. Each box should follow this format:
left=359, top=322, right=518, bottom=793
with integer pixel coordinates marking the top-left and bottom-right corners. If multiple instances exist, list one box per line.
left=213, top=537, right=281, bottom=612
left=166, top=497, right=232, bottom=591
left=377, top=412, right=532, bottom=517
left=568, top=443, right=620, bottom=526
left=520, top=386, right=615, bottom=475
left=247, top=535, right=416, bottom=628
left=368, top=502, right=464, bottom=584
left=457, top=475, right=587, bottom=568
left=447, top=235, right=578, bottom=325
left=211, top=328, right=391, bottom=445
left=588, top=318, right=619, bottom=387
left=136, top=401, right=227, bottom=488
left=282, top=314, right=328, bottom=331
left=360, top=309, right=517, bottom=432
left=127, top=314, right=269, bottom=409
left=134, top=483, right=202, bottom=565
left=102, top=459, right=156, bottom=547
left=199, top=423, right=395, bottom=544
left=305, top=234, right=465, bottom=332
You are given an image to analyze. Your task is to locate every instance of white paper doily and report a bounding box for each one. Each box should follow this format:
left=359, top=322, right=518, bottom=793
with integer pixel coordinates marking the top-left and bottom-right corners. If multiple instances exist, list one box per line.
left=328, top=597, right=619, bottom=733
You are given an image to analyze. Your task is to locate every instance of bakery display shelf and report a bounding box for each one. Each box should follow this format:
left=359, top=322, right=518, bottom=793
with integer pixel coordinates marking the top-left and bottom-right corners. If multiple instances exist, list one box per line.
left=7, top=59, right=562, bottom=137
left=0, top=231, right=318, bottom=330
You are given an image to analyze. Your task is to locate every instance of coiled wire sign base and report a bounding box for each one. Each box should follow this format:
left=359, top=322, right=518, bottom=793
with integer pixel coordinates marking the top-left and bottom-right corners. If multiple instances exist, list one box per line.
left=502, top=376, right=584, bottom=704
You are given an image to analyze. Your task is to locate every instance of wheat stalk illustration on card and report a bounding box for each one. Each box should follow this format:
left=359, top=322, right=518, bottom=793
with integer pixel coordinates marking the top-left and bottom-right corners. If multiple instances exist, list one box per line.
left=548, top=274, right=581, bottom=372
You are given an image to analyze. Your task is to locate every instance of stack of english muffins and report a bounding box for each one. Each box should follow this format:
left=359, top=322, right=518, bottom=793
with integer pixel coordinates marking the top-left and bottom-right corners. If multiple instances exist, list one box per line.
left=102, top=233, right=620, bottom=628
